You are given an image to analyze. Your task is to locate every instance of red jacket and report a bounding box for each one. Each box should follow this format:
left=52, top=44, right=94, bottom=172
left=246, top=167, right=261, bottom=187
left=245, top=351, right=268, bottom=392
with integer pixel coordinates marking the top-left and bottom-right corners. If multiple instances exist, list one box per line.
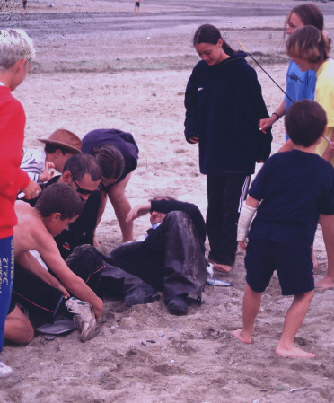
left=0, top=85, right=30, bottom=238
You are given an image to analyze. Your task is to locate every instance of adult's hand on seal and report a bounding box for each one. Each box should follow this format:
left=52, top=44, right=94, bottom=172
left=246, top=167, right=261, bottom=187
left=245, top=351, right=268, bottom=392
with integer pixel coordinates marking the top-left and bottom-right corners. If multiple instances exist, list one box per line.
left=21, top=180, right=41, bottom=199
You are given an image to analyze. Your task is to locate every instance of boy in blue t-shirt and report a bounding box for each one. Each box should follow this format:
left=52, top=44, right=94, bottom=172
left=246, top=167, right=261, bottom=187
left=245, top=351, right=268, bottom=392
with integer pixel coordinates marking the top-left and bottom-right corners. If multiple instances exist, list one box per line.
left=234, top=100, right=334, bottom=358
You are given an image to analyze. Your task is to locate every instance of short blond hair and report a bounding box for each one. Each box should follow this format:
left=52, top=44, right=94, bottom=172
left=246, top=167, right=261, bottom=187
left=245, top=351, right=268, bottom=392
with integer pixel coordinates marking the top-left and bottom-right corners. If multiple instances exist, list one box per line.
left=0, top=29, right=36, bottom=71
left=286, top=25, right=329, bottom=64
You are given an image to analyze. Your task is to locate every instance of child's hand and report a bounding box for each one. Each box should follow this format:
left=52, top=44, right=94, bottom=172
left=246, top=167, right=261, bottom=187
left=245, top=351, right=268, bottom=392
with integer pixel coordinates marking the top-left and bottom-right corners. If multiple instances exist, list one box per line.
left=259, top=117, right=273, bottom=133
left=21, top=180, right=41, bottom=199
left=93, top=298, right=104, bottom=321
left=56, top=283, right=70, bottom=299
left=39, top=162, right=55, bottom=182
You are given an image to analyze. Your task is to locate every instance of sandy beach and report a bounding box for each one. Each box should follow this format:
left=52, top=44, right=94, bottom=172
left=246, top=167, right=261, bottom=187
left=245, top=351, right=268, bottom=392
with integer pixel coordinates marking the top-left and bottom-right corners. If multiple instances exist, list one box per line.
left=1, top=0, right=334, bottom=401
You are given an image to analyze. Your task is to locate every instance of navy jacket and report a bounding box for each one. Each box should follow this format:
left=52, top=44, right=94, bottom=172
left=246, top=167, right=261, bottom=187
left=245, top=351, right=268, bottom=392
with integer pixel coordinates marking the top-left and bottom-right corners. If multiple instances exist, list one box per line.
left=184, top=53, right=272, bottom=176
left=82, top=128, right=139, bottom=184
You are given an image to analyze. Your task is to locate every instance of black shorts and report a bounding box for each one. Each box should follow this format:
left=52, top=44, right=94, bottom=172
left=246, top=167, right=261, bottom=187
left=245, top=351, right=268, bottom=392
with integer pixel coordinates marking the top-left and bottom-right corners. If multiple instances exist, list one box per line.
left=135, top=2, right=140, bottom=7
left=245, top=239, right=314, bottom=295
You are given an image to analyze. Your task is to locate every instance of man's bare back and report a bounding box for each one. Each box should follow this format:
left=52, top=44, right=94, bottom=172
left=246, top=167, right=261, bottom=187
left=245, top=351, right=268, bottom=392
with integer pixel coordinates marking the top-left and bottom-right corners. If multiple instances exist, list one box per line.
left=14, top=201, right=51, bottom=258
left=13, top=200, right=103, bottom=320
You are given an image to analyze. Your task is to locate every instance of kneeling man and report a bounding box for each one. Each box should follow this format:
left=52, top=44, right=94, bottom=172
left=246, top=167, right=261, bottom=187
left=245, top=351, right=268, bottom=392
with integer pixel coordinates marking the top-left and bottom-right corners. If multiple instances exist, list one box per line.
left=13, top=183, right=104, bottom=341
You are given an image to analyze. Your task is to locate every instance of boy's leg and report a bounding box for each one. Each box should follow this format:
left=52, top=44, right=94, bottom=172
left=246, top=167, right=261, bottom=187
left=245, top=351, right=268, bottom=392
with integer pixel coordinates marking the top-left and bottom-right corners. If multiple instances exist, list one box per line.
left=233, top=239, right=274, bottom=344
left=276, top=290, right=315, bottom=357
left=316, top=215, right=334, bottom=290
left=233, top=284, right=262, bottom=344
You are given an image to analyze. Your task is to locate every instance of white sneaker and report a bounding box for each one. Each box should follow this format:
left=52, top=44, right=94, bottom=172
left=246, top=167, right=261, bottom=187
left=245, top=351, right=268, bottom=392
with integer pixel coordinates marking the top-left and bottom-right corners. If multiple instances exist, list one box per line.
left=0, top=361, right=13, bottom=379
left=65, top=297, right=97, bottom=342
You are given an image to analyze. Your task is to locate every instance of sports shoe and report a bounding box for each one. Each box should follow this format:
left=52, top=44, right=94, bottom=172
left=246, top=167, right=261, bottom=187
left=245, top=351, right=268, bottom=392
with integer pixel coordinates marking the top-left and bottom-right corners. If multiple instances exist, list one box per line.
left=124, top=285, right=160, bottom=307
left=65, top=297, right=97, bottom=342
left=0, top=361, right=13, bottom=379
left=167, top=294, right=189, bottom=315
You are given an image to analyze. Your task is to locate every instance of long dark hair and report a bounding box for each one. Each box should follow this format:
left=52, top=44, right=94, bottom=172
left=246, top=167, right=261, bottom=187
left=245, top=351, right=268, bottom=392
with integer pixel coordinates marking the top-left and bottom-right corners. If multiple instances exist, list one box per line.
left=284, top=4, right=323, bottom=39
left=288, top=4, right=323, bottom=30
left=193, top=24, right=234, bottom=57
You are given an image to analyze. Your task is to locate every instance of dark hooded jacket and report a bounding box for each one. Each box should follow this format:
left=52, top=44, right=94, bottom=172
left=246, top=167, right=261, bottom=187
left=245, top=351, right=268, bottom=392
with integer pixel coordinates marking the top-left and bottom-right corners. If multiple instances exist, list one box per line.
left=184, top=52, right=272, bottom=176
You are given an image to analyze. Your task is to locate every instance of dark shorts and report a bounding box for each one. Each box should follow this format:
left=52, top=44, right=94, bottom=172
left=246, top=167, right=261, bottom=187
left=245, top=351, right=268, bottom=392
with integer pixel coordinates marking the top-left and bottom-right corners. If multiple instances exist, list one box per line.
left=22, top=0, right=27, bottom=8
left=245, top=239, right=314, bottom=295
left=135, top=2, right=140, bottom=6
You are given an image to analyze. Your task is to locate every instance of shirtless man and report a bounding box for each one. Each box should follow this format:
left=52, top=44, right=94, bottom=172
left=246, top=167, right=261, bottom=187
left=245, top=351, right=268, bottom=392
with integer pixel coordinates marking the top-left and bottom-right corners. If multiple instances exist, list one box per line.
left=13, top=183, right=104, bottom=341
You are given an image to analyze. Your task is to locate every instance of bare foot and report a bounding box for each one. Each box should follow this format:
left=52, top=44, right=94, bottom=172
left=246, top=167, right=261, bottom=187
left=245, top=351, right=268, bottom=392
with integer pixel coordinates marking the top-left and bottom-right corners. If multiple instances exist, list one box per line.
left=275, top=344, right=315, bottom=358
left=315, top=275, right=334, bottom=292
left=214, top=263, right=233, bottom=273
left=232, top=329, right=251, bottom=344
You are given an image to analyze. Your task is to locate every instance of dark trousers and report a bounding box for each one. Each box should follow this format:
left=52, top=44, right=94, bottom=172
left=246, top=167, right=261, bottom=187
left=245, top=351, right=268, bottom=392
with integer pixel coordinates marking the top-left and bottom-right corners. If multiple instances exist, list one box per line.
left=106, top=211, right=207, bottom=301
left=207, top=174, right=250, bottom=266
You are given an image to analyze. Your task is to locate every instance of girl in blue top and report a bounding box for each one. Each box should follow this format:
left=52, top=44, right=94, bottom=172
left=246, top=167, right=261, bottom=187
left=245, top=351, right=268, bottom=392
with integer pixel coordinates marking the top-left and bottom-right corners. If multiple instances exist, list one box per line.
left=259, top=4, right=323, bottom=152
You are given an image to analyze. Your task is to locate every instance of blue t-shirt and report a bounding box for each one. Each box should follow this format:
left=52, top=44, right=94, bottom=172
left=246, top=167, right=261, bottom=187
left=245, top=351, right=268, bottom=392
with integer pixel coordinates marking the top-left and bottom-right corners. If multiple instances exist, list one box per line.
left=284, top=61, right=316, bottom=140
left=249, top=150, right=334, bottom=251
left=285, top=60, right=316, bottom=108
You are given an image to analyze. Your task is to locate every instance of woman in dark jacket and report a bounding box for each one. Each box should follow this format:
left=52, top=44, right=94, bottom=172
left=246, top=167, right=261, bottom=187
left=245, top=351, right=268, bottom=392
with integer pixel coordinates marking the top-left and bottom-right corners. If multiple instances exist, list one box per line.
left=184, top=23, right=271, bottom=273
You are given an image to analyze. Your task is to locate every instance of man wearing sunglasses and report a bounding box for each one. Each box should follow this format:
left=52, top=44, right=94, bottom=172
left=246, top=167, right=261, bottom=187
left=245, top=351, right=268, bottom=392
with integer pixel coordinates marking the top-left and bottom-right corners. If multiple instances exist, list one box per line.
left=13, top=154, right=105, bottom=334
left=21, top=153, right=102, bottom=260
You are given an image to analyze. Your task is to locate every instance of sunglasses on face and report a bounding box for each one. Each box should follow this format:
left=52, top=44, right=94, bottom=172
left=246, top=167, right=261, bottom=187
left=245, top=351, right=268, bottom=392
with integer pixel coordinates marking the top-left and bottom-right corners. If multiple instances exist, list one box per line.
left=70, top=173, right=95, bottom=195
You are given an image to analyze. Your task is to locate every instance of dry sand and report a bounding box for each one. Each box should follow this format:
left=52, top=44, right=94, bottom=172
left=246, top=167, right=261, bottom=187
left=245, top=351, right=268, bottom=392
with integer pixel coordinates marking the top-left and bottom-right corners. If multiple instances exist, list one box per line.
left=1, top=1, right=334, bottom=402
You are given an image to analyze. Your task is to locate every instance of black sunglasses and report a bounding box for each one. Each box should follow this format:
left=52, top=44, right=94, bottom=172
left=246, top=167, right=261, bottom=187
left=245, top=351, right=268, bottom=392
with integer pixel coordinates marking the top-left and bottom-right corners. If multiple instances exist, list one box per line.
left=70, top=173, right=95, bottom=195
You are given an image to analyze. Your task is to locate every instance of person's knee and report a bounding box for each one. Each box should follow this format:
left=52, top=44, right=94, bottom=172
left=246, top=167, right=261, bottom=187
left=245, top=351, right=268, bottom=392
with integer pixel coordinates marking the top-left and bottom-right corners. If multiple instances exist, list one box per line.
left=5, top=306, right=34, bottom=345
left=294, top=290, right=314, bottom=304
left=21, top=322, right=34, bottom=344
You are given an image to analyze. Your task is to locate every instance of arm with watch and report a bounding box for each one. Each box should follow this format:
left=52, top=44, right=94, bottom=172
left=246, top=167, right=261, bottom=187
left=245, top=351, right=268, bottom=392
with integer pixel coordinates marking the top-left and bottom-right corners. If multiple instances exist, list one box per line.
left=259, top=100, right=295, bottom=153
left=258, top=100, right=286, bottom=132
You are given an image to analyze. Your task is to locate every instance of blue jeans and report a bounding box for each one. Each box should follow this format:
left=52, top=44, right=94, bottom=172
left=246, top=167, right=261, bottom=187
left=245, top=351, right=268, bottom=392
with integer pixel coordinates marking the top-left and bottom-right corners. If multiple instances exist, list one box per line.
left=0, top=236, right=14, bottom=352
